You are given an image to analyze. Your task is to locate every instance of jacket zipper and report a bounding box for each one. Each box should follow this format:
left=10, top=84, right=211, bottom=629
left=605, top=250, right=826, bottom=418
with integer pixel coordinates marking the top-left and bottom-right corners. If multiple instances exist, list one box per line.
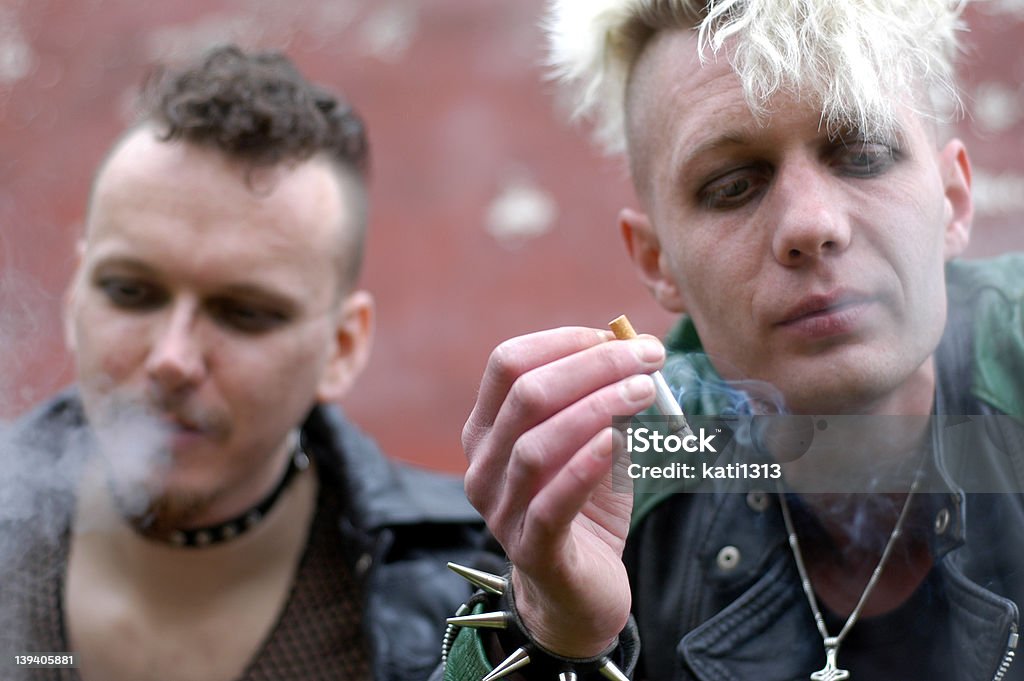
left=992, top=623, right=1019, bottom=681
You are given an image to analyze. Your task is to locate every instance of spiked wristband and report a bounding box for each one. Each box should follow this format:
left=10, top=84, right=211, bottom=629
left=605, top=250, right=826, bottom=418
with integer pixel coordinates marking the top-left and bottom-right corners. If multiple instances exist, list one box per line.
left=444, top=562, right=635, bottom=681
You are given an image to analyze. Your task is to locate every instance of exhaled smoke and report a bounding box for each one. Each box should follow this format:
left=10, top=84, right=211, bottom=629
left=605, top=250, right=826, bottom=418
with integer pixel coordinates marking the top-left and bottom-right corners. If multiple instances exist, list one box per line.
left=85, top=400, right=174, bottom=524
left=0, top=389, right=171, bottom=652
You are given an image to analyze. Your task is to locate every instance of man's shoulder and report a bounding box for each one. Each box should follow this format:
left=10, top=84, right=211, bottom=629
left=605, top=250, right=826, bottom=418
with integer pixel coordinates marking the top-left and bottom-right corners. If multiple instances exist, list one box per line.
left=7, top=388, right=84, bottom=431
left=946, top=255, right=1024, bottom=420
left=3, top=389, right=88, bottom=463
left=0, top=390, right=83, bottom=571
left=947, top=253, right=1024, bottom=302
left=303, top=404, right=481, bottom=531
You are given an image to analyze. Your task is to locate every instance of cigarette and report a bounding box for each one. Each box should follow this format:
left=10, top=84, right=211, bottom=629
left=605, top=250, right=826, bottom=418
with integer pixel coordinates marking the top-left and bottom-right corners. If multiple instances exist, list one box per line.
left=609, top=314, right=693, bottom=436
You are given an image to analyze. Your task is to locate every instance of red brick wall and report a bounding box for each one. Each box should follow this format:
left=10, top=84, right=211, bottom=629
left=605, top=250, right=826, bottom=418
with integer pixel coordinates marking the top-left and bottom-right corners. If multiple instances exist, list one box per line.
left=2, top=1, right=1021, bottom=471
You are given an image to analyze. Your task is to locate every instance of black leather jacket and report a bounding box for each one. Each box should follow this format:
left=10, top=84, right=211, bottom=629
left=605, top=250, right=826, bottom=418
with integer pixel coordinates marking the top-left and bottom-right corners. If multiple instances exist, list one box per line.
left=625, top=471, right=1023, bottom=680
left=442, top=258, right=1024, bottom=681
left=302, top=404, right=490, bottom=681
left=0, top=392, right=490, bottom=681
left=623, top=260, right=1024, bottom=681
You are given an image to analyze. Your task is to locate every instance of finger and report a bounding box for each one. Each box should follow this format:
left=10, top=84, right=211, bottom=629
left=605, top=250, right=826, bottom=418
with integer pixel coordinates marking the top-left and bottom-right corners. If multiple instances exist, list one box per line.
left=503, top=374, right=655, bottom=503
left=515, top=427, right=624, bottom=569
left=463, top=328, right=611, bottom=514
left=465, top=327, right=613, bottom=448
left=478, top=374, right=652, bottom=551
left=465, top=335, right=660, bottom=518
left=480, top=335, right=664, bottom=472
left=465, top=336, right=662, bottom=514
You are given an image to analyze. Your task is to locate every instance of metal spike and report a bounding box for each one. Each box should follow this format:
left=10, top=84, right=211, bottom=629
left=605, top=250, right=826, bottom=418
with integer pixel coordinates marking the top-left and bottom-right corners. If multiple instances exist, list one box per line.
left=558, top=671, right=578, bottom=681
left=481, top=647, right=531, bottom=681
left=445, top=610, right=511, bottom=629
left=446, top=562, right=508, bottom=595
left=598, top=658, right=629, bottom=681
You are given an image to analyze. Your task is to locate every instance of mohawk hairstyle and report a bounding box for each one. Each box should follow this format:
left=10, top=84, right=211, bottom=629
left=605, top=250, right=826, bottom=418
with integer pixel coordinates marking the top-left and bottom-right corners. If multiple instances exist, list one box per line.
left=138, top=45, right=370, bottom=285
left=545, top=0, right=968, bottom=155
left=143, top=45, right=369, bottom=177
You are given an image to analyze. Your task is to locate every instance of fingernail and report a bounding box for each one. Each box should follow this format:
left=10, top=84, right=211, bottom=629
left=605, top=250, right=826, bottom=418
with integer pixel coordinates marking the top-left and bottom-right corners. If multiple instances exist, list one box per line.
left=620, top=374, right=654, bottom=403
left=632, top=339, right=665, bottom=364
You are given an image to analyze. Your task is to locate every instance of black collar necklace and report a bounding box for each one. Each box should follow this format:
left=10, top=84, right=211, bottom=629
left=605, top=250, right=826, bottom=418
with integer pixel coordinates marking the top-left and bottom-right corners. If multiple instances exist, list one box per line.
left=132, top=443, right=311, bottom=549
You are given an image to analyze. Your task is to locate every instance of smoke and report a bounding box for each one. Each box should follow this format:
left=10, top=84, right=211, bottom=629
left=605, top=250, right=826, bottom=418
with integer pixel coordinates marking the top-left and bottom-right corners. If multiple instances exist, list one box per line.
left=0, top=222, right=68, bottom=417
left=662, top=351, right=788, bottom=418
left=0, top=407, right=89, bottom=652
left=659, top=351, right=944, bottom=493
left=83, top=400, right=174, bottom=526
left=0, top=388, right=171, bottom=652
left=0, top=212, right=171, bottom=653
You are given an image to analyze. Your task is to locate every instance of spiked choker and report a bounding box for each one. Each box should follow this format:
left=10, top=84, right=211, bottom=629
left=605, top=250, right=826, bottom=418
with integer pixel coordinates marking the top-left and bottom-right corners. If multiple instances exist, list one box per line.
left=132, top=443, right=310, bottom=548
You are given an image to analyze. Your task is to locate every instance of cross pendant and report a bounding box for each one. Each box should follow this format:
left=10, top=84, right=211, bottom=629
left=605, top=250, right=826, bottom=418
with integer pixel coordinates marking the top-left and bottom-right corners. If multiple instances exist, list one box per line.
left=810, top=641, right=850, bottom=681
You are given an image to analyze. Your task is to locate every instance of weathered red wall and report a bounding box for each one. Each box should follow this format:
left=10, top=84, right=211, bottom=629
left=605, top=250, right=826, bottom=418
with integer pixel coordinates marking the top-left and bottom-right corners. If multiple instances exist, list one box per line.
left=2, top=1, right=1021, bottom=472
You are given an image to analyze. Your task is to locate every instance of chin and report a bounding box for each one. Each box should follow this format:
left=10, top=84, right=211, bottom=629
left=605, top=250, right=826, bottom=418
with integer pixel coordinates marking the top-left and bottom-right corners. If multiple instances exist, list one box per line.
left=780, top=343, right=918, bottom=409
left=141, top=489, right=219, bottom=531
left=107, top=469, right=219, bottom=531
left=769, top=366, right=884, bottom=415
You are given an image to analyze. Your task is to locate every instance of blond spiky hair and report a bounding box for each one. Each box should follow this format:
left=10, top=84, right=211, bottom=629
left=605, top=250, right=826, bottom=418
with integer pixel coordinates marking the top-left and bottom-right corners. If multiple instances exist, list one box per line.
left=545, top=0, right=968, bottom=155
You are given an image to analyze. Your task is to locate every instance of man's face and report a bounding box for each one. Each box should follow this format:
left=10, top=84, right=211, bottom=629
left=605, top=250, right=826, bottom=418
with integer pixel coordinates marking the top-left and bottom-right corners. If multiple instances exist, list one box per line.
left=67, top=128, right=368, bottom=526
left=623, top=30, right=972, bottom=415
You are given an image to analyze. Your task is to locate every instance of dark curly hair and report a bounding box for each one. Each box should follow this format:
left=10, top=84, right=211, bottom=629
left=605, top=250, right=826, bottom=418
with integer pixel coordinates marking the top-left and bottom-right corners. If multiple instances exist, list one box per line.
left=141, top=45, right=370, bottom=284
left=146, top=45, right=368, bottom=174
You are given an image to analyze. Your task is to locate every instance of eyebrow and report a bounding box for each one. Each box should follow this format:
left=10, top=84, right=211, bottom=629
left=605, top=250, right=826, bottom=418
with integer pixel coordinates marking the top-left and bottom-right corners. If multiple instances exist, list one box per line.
left=675, top=120, right=910, bottom=173
left=213, top=283, right=299, bottom=311
left=673, top=132, right=757, bottom=179
left=89, top=254, right=160, bottom=276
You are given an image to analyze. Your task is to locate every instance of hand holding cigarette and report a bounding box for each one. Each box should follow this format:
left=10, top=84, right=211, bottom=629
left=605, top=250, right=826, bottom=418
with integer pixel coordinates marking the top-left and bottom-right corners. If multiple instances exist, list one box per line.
left=462, top=325, right=665, bottom=657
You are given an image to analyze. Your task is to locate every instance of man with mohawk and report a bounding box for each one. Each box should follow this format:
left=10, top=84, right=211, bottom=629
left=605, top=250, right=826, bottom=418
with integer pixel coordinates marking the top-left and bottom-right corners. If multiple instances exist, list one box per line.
left=442, top=1, right=1024, bottom=680
left=1, top=46, right=489, bottom=681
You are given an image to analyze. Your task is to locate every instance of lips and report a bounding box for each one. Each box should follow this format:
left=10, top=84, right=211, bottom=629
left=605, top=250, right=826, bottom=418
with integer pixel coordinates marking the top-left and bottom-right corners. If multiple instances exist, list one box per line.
left=167, top=408, right=229, bottom=437
left=776, top=290, right=865, bottom=324
left=163, top=414, right=205, bottom=434
left=157, top=413, right=220, bottom=454
left=151, top=404, right=225, bottom=443
left=774, top=290, right=874, bottom=339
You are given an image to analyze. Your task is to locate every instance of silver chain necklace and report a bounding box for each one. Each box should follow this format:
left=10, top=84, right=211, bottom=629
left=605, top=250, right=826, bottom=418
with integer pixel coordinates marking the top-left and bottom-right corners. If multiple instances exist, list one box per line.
left=776, top=478, right=919, bottom=681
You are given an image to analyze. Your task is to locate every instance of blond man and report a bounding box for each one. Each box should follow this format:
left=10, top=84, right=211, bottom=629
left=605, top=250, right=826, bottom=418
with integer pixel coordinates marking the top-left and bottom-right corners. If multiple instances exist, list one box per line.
left=443, top=2, right=1024, bottom=680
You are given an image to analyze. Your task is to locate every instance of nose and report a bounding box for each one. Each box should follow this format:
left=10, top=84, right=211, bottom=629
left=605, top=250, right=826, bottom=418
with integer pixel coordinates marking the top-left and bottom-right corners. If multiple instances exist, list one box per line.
left=145, top=299, right=206, bottom=393
left=769, top=157, right=851, bottom=267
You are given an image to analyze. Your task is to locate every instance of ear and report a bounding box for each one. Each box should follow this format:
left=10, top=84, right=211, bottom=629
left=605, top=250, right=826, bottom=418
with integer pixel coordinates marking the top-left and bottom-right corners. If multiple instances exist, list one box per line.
left=938, top=138, right=972, bottom=260
left=316, top=289, right=374, bottom=403
left=619, top=208, right=687, bottom=313
left=62, top=238, right=87, bottom=352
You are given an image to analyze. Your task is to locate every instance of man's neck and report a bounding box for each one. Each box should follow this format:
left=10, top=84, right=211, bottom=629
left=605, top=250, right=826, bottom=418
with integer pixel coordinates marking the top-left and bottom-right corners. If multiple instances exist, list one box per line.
left=65, top=459, right=319, bottom=681
left=779, top=358, right=939, bottom=619
left=70, top=456, right=318, bottom=596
